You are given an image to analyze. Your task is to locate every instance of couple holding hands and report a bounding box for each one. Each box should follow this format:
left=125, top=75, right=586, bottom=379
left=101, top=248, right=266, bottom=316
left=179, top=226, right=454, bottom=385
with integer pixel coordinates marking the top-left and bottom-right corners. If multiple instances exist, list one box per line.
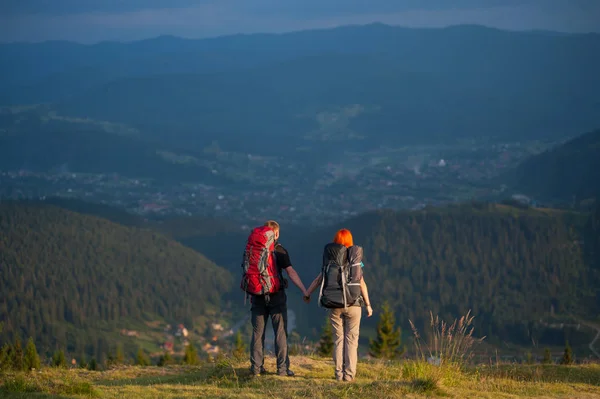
left=243, top=221, right=372, bottom=382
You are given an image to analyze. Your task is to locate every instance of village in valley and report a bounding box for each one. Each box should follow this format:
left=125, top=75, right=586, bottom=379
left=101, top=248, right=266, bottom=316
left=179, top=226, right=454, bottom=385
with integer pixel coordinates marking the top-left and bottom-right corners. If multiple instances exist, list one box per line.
left=0, top=138, right=553, bottom=227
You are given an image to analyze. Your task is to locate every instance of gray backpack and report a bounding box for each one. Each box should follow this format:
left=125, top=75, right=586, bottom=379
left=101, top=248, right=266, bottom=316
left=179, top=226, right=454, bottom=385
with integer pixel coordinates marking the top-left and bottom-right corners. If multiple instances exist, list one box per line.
left=318, top=243, right=363, bottom=308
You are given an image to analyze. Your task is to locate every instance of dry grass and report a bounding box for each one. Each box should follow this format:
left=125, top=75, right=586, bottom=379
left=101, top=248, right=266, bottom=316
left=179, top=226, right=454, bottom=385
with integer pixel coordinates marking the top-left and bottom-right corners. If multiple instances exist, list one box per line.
left=410, top=310, right=485, bottom=367
left=0, top=356, right=599, bottom=398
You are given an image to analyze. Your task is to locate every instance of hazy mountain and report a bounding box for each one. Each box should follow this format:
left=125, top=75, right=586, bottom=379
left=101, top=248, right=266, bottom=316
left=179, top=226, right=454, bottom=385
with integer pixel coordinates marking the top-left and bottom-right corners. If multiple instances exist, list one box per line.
left=0, top=107, right=228, bottom=184
left=505, top=129, right=600, bottom=204
left=2, top=24, right=599, bottom=156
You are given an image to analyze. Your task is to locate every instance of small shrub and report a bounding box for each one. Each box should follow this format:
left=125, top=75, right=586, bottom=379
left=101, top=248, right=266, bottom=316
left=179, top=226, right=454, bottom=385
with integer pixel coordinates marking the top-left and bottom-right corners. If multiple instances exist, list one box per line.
left=317, top=317, right=334, bottom=358
left=524, top=352, right=534, bottom=365
left=232, top=331, right=246, bottom=360
left=52, top=349, right=67, bottom=368
left=107, top=344, right=126, bottom=367
left=184, top=342, right=199, bottom=365
left=135, top=349, right=151, bottom=367
left=87, top=358, right=98, bottom=371
left=369, top=302, right=404, bottom=359
left=0, top=343, right=13, bottom=370
left=24, top=337, right=41, bottom=371
left=157, top=351, right=174, bottom=367
left=12, top=338, right=24, bottom=371
left=560, top=343, right=573, bottom=365
left=542, top=348, right=553, bottom=364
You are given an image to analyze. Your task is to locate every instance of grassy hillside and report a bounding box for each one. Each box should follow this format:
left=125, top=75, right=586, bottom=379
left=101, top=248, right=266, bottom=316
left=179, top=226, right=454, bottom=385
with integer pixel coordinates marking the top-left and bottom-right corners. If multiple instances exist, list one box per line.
left=1, top=357, right=599, bottom=398
left=506, top=128, right=600, bottom=204
left=0, top=202, right=233, bottom=359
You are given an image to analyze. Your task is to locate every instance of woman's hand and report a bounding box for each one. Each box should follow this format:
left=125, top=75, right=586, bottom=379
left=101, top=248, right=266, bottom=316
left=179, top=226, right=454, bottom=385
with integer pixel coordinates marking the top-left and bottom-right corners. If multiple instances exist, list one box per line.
left=366, top=305, right=373, bottom=317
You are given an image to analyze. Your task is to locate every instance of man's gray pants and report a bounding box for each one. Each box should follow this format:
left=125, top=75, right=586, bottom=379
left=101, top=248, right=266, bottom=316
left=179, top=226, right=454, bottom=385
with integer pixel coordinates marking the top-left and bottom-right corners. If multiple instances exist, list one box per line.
left=250, top=301, right=289, bottom=374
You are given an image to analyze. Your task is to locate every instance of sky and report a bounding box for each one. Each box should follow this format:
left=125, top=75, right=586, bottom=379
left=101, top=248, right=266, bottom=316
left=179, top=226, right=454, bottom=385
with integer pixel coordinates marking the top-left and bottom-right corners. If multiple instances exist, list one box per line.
left=1, top=0, right=599, bottom=43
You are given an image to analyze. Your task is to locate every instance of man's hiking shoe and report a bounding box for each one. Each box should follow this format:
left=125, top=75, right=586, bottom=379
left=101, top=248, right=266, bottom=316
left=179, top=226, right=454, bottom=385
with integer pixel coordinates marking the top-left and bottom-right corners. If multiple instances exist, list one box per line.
left=251, top=366, right=267, bottom=376
left=277, top=369, right=295, bottom=377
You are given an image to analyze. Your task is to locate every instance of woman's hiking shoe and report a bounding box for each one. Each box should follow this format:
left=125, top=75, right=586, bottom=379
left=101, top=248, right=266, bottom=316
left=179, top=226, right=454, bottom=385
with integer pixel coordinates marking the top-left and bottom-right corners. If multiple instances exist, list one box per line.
left=277, top=369, right=295, bottom=377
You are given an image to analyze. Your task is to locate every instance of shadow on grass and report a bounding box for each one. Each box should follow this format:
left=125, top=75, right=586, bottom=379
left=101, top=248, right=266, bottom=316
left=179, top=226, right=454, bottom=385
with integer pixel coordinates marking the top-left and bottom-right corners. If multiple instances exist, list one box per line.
left=1, top=373, right=99, bottom=398
left=97, top=364, right=257, bottom=387
left=0, top=393, right=73, bottom=399
left=476, top=365, right=600, bottom=386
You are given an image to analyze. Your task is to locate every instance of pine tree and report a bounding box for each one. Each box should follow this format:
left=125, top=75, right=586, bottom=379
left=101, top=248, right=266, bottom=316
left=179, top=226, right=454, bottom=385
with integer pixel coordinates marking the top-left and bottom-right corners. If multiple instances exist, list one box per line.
left=87, top=358, right=98, bottom=371
left=317, top=317, right=334, bottom=358
left=115, top=344, right=125, bottom=365
left=78, top=353, right=88, bottom=369
left=135, top=348, right=150, bottom=366
left=52, top=349, right=67, bottom=368
left=542, top=348, right=553, bottom=364
left=24, top=337, right=40, bottom=371
left=560, top=343, right=573, bottom=365
left=107, top=344, right=126, bottom=368
left=369, top=302, right=403, bottom=359
left=0, top=343, right=12, bottom=371
left=184, top=342, right=199, bottom=365
left=12, top=338, right=24, bottom=371
left=157, top=351, right=173, bottom=367
left=232, top=331, right=246, bottom=360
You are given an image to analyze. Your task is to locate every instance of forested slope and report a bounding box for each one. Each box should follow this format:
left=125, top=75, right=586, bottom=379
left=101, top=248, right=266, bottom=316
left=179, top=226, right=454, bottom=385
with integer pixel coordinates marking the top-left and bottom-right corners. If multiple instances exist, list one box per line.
left=289, top=203, right=597, bottom=346
left=506, top=128, right=600, bottom=203
left=0, top=203, right=232, bottom=357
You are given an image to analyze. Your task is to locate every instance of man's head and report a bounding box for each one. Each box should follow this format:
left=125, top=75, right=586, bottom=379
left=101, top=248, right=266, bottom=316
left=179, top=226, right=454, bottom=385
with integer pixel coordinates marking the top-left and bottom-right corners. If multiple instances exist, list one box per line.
left=264, top=220, right=280, bottom=240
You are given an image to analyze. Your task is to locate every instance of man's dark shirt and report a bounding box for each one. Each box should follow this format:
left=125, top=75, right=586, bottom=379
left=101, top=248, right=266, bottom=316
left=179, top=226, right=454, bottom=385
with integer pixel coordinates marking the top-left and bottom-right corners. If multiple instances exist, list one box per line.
left=251, top=241, right=291, bottom=308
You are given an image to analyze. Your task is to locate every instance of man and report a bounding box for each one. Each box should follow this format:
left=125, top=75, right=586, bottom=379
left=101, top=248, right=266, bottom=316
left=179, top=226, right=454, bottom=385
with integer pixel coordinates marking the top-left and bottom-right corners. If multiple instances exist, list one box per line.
left=250, top=220, right=308, bottom=377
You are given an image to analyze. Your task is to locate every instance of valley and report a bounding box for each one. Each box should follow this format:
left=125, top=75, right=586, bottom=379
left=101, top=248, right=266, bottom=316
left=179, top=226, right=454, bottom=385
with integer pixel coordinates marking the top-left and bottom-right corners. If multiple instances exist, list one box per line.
left=1, top=107, right=559, bottom=227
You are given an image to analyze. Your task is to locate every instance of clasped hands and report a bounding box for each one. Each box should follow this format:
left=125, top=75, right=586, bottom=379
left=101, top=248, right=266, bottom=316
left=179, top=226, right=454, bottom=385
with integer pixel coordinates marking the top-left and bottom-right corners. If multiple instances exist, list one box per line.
left=302, top=290, right=311, bottom=304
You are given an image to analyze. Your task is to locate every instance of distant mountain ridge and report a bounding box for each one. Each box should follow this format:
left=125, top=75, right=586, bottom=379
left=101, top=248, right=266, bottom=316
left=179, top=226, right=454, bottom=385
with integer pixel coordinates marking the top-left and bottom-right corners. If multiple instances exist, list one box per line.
left=2, top=23, right=599, bottom=156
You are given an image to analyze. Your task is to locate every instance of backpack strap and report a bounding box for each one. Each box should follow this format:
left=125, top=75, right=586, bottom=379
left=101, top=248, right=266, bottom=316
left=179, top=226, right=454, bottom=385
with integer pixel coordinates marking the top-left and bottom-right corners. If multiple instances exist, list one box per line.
left=317, top=261, right=332, bottom=308
left=273, top=243, right=287, bottom=290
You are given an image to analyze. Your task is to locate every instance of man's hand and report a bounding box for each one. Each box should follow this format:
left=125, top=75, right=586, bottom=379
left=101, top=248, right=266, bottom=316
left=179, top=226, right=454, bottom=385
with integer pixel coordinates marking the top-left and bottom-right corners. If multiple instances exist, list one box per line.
left=366, top=305, right=373, bottom=317
left=285, top=266, right=308, bottom=295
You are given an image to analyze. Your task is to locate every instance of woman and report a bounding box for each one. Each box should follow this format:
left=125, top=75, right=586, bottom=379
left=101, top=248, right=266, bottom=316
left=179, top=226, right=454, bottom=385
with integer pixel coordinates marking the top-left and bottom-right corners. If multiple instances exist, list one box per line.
left=305, top=228, right=373, bottom=382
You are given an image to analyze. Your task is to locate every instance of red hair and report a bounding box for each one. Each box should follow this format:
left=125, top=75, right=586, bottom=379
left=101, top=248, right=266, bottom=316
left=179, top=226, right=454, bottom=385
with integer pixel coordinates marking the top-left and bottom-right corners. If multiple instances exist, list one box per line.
left=333, top=229, right=353, bottom=248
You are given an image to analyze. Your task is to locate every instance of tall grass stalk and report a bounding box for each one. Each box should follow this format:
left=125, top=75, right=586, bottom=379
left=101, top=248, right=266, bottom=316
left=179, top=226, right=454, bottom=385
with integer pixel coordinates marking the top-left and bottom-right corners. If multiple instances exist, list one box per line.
left=409, top=310, right=485, bottom=367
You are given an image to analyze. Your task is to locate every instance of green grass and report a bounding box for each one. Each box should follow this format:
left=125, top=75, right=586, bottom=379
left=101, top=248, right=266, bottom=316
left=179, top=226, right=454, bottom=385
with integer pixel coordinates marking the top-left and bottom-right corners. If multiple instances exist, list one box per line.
left=1, top=357, right=599, bottom=398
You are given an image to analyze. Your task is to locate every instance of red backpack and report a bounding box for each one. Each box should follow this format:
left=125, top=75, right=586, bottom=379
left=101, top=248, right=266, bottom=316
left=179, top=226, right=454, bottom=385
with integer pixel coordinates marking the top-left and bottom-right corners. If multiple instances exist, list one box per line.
left=240, top=226, right=282, bottom=296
